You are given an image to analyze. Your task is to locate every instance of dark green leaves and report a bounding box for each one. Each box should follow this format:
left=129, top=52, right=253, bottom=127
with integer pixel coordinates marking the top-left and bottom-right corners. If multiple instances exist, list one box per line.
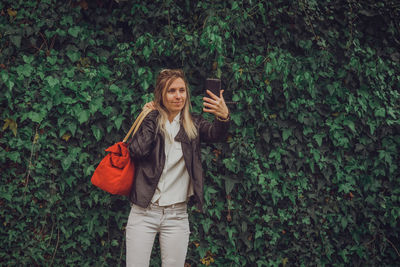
left=1, top=1, right=399, bottom=266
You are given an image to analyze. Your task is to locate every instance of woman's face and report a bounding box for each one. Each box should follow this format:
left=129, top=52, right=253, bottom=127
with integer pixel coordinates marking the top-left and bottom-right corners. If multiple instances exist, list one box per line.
left=163, top=77, right=187, bottom=115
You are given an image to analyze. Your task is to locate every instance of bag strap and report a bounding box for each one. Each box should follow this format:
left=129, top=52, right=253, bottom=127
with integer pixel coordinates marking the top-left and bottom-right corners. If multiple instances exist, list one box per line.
left=122, top=108, right=153, bottom=143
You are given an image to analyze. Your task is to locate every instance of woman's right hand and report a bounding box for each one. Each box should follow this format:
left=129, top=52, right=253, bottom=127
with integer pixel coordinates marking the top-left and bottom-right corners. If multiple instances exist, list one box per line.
left=143, top=101, right=156, bottom=110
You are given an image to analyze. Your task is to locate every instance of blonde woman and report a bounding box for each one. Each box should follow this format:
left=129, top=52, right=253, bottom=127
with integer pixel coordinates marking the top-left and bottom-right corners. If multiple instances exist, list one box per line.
left=126, top=69, right=230, bottom=266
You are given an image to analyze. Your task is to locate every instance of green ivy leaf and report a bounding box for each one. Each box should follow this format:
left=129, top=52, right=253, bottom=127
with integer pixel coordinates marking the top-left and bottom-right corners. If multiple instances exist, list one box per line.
left=45, top=76, right=60, bottom=88
left=10, top=35, right=21, bottom=48
left=224, top=177, right=238, bottom=195
left=230, top=113, right=242, bottom=126
left=374, top=107, right=386, bottom=118
left=6, top=80, right=15, bottom=90
left=78, top=110, right=90, bottom=124
left=89, top=97, right=104, bottom=114
left=1, top=71, right=8, bottom=82
left=138, top=67, right=146, bottom=77
left=66, top=50, right=81, bottom=62
left=68, top=26, right=81, bottom=38
left=343, top=120, right=356, bottom=133
left=27, top=111, right=46, bottom=123
left=114, top=116, right=124, bottom=130
left=143, top=46, right=152, bottom=60
left=91, top=125, right=102, bottom=141
left=62, top=156, right=73, bottom=171
left=256, top=55, right=264, bottom=65
left=16, top=64, right=34, bottom=77
left=109, top=84, right=122, bottom=95
left=201, top=218, right=213, bottom=234
left=141, top=80, right=149, bottom=91
left=282, top=128, right=292, bottom=141
left=22, top=55, right=34, bottom=64
left=47, top=56, right=57, bottom=65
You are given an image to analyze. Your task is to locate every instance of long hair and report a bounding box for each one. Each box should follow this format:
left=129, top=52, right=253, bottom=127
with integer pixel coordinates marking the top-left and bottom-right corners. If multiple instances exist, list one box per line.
left=153, top=69, right=197, bottom=140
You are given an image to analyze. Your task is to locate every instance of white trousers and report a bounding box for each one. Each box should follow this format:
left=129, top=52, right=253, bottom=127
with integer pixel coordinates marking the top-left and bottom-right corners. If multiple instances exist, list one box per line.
left=126, top=202, right=190, bottom=267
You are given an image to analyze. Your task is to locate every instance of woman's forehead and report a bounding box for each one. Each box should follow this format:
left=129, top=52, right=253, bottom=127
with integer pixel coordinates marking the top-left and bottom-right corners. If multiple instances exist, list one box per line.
left=168, top=77, right=186, bottom=89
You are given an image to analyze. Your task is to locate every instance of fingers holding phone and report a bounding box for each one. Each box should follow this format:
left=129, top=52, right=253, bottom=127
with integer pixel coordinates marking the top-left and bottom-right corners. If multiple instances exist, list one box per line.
left=203, top=78, right=229, bottom=119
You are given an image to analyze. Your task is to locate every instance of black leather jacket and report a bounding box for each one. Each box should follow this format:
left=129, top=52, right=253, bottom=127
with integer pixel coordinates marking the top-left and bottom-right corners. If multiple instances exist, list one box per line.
left=128, top=110, right=229, bottom=212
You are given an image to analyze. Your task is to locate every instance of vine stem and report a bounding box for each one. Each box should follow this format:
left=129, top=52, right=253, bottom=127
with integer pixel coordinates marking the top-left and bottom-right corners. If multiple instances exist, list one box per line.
left=23, top=125, right=39, bottom=202
left=49, top=227, right=60, bottom=267
left=384, top=235, right=400, bottom=257
left=299, top=0, right=318, bottom=42
left=119, top=229, right=126, bottom=266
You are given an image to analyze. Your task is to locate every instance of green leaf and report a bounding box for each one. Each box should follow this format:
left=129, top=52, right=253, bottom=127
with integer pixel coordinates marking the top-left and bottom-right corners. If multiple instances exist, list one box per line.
left=21, top=57, right=33, bottom=68
left=16, top=64, right=34, bottom=77
left=62, top=157, right=73, bottom=171
left=202, top=218, right=213, bottom=234
left=256, top=55, right=264, bottom=65
left=68, top=26, right=81, bottom=38
left=10, top=35, right=21, bottom=48
left=6, top=80, right=15, bottom=90
left=343, top=120, right=356, bottom=133
left=78, top=110, right=90, bottom=124
left=89, top=97, right=103, bottom=114
left=282, top=128, right=292, bottom=141
left=47, top=56, right=57, bottom=65
left=230, top=113, right=242, bottom=126
left=374, top=107, right=386, bottom=117
left=27, top=111, right=45, bottom=123
left=1, top=191, right=12, bottom=201
left=45, top=76, right=60, bottom=88
left=22, top=55, right=34, bottom=64
left=114, top=116, right=124, bottom=130
left=138, top=67, right=146, bottom=77
left=184, top=34, right=193, bottom=41
left=143, top=46, right=151, bottom=60
left=231, top=1, right=239, bottom=10
left=67, top=122, right=77, bottom=136
left=224, top=177, right=238, bottom=195
left=141, top=80, right=149, bottom=90
left=91, top=125, right=102, bottom=141
left=341, top=217, right=348, bottom=229
left=313, top=133, right=324, bottom=147
left=1, top=71, right=8, bottom=82
left=109, top=84, right=122, bottom=95
left=7, top=151, right=21, bottom=163
left=66, top=50, right=81, bottom=62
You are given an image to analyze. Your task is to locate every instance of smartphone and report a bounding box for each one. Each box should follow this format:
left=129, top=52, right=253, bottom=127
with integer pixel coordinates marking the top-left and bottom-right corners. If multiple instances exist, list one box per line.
left=205, top=78, right=221, bottom=97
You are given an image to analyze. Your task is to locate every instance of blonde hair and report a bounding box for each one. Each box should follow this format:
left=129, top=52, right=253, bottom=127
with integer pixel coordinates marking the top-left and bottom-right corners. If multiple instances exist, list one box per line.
left=154, top=69, right=197, bottom=140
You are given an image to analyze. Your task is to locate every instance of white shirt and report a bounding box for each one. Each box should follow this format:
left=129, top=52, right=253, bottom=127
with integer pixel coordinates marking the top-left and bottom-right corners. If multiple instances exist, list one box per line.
left=151, top=113, right=194, bottom=206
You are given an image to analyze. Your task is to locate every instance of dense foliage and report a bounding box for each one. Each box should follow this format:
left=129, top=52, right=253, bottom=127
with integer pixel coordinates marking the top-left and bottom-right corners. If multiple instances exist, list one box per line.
left=1, top=0, right=399, bottom=266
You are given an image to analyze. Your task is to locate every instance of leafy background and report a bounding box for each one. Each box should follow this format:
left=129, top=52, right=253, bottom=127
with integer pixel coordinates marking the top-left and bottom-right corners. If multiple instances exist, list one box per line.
left=1, top=0, right=399, bottom=266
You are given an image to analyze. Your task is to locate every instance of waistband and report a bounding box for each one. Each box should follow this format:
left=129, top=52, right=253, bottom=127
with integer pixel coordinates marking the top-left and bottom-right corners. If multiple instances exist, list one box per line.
left=149, top=201, right=187, bottom=210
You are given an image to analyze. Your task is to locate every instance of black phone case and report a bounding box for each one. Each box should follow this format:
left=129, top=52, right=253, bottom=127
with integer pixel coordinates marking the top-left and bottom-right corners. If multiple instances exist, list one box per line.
left=205, top=78, right=221, bottom=96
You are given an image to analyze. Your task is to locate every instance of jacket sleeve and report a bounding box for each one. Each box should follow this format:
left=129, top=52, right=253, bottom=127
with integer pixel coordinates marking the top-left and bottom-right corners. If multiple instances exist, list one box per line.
left=197, top=115, right=230, bottom=143
left=128, top=110, right=158, bottom=160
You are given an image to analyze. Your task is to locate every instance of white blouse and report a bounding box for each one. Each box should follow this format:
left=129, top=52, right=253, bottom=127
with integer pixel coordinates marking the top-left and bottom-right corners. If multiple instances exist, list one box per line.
left=151, top=112, right=194, bottom=206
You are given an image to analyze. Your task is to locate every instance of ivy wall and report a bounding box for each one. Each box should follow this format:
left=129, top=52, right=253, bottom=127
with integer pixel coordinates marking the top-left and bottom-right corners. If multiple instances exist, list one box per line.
left=1, top=0, right=399, bottom=266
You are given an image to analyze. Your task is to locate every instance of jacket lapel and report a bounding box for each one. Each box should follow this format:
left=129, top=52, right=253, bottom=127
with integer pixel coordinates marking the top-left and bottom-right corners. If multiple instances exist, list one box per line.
left=175, top=125, right=191, bottom=144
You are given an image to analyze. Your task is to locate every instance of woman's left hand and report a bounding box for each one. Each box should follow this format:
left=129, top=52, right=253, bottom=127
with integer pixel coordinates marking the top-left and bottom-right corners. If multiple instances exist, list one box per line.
left=143, top=101, right=156, bottom=110
left=203, top=90, right=229, bottom=119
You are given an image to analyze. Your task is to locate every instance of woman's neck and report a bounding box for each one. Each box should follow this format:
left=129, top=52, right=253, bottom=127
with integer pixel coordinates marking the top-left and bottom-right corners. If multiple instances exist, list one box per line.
left=168, top=111, right=180, bottom=123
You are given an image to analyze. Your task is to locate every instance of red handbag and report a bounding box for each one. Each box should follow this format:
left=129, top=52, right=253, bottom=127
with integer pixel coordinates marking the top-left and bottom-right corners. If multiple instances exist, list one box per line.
left=91, top=108, right=152, bottom=196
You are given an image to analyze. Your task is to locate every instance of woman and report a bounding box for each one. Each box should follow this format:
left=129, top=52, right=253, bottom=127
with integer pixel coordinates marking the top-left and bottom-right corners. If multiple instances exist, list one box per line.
left=126, top=69, right=230, bottom=267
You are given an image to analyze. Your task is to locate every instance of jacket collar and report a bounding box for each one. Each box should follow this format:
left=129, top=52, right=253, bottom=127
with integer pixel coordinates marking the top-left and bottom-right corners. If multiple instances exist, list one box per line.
left=175, top=122, right=191, bottom=144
